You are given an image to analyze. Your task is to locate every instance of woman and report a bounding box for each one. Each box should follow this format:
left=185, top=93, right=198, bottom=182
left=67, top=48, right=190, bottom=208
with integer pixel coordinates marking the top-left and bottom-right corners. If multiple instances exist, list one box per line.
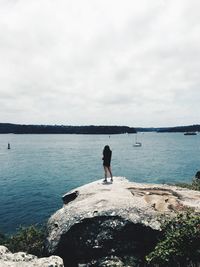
left=102, top=145, right=113, bottom=182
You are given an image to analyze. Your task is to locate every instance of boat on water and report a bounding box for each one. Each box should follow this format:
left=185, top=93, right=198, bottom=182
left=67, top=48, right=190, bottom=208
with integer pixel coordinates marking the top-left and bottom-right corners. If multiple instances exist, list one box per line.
left=184, top=132, right=197, bottom=135
left=133, top=142, right=142, bottom=147
left=133, top=134, right=142, bottom=147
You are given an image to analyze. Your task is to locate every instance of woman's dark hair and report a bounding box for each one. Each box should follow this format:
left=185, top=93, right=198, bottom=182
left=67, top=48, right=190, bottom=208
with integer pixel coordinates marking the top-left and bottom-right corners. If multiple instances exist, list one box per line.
left=104, top=145, right=111, bottom=152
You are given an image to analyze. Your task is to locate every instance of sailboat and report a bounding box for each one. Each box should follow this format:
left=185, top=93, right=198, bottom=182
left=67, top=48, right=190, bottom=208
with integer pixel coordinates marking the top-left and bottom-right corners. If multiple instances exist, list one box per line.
left=133, top=134, right=142, bottom=147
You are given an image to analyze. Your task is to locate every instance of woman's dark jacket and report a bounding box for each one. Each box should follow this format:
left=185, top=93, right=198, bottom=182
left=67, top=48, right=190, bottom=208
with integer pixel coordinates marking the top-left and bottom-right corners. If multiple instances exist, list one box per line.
left=102, top=150, right=112, bottom=167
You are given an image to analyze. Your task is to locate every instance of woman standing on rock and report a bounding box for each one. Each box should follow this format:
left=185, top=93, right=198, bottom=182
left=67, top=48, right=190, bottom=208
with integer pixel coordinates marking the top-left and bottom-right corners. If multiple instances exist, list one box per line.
left=102, top=145, right=113, bottom=183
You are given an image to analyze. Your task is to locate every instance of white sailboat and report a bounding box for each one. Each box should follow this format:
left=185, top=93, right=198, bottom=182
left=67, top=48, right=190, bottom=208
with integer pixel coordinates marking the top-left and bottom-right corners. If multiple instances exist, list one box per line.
left=133, top=134, right=142, bottom=147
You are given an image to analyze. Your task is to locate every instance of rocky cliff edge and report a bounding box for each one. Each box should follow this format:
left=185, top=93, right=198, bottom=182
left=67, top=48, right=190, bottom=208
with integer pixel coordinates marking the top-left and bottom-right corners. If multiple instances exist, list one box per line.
left=46, top=177, right=200, bottom=265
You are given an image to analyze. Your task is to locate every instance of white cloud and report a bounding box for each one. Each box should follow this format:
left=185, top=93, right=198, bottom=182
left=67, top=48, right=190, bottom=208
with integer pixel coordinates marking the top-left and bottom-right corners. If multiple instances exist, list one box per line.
left=0, top=0, right=200, bottom=126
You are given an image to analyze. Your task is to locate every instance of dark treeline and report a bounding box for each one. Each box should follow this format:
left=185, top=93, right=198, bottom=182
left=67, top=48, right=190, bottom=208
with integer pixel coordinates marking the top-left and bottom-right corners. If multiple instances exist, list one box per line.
left=0, top=123, right=136, bottom=134
left=136, top=124, right=200, bottom=133
left=157, top=124, right=200, bottom=133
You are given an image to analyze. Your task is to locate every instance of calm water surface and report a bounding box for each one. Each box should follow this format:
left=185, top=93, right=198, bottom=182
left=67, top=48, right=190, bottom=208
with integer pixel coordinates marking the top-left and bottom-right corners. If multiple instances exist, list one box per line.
left=0, top=133, right=200, bottom=233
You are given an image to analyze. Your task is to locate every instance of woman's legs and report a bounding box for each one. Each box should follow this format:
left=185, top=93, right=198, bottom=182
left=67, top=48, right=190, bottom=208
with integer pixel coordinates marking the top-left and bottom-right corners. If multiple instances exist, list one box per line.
left=103, top=166, right=108, bottom=181
left=108, top=166, right=113, bottom=181
left=103, top=166, right=113, bottom=182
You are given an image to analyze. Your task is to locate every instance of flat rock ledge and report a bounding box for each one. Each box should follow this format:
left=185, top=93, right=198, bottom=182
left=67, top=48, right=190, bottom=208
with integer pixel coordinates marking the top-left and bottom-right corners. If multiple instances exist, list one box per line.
left=0, top=245, right=64, bottom=267
left=46, top=177, right=200, bottom=266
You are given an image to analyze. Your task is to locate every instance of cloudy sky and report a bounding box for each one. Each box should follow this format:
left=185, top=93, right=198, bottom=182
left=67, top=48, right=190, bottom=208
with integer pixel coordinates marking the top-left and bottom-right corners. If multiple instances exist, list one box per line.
left=0, top=0, right=200, bottom=127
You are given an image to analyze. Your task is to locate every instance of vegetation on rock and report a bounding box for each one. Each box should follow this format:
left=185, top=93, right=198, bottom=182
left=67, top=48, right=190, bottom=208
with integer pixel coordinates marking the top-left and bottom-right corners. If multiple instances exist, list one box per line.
left=0, top=225, right=46, bottom=257
left=146, top=212, right=200, bottom=266
left=175, top=178, right=200, bottom=191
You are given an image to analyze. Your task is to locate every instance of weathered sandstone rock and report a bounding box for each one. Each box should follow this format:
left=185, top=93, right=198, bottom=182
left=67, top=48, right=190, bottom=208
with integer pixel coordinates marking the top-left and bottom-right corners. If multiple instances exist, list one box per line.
left=46, top=177, right=200, bottom=266
left=0, top=245, right=63, bottom=267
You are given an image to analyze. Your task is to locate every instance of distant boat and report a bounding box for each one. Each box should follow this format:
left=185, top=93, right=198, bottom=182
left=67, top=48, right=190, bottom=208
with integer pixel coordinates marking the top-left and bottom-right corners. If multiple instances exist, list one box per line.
left=184, top=132, right=197, bottom=135
left=133, top=135, right=142, bottom=147
left=133, top=142, right=142, bottom=147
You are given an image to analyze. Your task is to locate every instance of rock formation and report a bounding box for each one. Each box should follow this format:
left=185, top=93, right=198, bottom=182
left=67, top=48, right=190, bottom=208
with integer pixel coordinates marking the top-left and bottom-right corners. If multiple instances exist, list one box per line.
left=46, top=177, right=200, bottom=266
left=0, top=245, right=64, bottom=267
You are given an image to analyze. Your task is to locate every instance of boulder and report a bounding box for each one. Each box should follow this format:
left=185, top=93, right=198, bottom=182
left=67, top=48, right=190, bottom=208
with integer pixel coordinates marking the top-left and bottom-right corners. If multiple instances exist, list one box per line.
left=0, top=245, right=63, bottom=267
left=46, top=177, right=200, bottom=266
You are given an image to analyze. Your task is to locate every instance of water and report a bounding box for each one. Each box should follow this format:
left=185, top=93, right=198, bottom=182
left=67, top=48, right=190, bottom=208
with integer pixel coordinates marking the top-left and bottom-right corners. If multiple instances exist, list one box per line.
left=0, top=133, right=200, bottom=234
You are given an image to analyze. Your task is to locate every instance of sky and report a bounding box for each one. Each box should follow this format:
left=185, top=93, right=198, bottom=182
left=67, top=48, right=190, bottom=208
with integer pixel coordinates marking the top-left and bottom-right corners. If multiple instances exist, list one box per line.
left=0, top=0, right=200, bottom=127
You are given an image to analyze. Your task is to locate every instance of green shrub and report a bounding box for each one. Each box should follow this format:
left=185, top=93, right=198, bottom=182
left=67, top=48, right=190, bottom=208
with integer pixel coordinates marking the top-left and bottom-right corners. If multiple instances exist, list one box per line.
left=0, top=225, right=46, bottom=257
left=191, top=178, right=200, bottom=191
left=146, top=212, right=200, bottom=266
left=175, top=178, right=200, bottom=191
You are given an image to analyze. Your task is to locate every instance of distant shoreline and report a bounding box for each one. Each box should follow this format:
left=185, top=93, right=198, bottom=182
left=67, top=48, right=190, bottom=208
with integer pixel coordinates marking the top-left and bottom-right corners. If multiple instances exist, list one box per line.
left=0, top=123, right=136, bottom=135
left=0, top=123, right=200, bottom=134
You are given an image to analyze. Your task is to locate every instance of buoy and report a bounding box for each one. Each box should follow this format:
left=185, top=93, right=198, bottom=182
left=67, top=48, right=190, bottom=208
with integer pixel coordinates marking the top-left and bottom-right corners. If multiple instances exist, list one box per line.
left=8, top=143, right=10, bottom=149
